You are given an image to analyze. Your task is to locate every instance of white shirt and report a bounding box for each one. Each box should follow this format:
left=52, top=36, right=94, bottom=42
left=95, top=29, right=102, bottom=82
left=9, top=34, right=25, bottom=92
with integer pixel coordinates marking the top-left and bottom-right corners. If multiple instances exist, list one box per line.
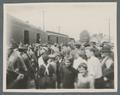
left=38, top=56, right=44, bottom=67
left=87, top=56, right=102, bottom=79
left=73, top=57, right=87, bottom=70
left=38, top=56, right=51, bottom=75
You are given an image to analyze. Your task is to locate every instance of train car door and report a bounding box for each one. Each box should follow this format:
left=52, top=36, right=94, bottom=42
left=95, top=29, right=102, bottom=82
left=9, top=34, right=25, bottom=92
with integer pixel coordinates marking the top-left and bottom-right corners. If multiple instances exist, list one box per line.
left=24, top=30, right=29, bottom=44
left=48, top=35, right=50, bottom=43
left=36, top=33, right=40, bottom=43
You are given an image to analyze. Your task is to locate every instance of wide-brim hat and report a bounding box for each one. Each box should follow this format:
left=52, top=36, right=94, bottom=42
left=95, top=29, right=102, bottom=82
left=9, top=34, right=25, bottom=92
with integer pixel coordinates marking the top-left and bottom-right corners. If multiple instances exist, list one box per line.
left=48, top=54, right=56, bottom=59
left=78, top=63, right=87, bottom=70
left=18, top=45, right=28, bottom=50
left=101, top=44, right=112, bottom=53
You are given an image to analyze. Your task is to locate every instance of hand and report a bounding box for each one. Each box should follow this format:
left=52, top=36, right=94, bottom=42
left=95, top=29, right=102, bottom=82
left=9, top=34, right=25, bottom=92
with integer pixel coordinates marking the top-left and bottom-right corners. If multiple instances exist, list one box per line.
left=15, top=68, right=19, bottom=72
left=103, top=77, right=108, bottom=81
left=16, top=74, right=24, bottom=81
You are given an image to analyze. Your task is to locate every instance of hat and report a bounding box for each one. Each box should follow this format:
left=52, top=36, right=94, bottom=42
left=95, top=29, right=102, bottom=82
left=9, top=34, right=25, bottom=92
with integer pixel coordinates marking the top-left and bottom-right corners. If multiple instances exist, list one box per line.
left=85, top=46, right=96, bottom=53
left=83, top=42, right=90, bottom=47
left=8, top=42, right=18, bottom=49
left=75, top=41, right=81, bottom=46
left=18, top=44, right=27, bottom=50
left=42, top=44, right=47, bottom=47
left=64, top=55, right=74, bottom=63
left=48, top=54, right=56, bottom=59
left=78, top=63, right=87, bottom=70
left=101, top=44, right=112, bottom=53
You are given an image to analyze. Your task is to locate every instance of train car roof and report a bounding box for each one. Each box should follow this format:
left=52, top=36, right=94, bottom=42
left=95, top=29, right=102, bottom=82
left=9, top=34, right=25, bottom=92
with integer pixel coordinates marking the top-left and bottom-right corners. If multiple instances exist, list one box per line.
left=7, top=14, right=43, bottom=32
left=46, top=31, right=68, bottom=37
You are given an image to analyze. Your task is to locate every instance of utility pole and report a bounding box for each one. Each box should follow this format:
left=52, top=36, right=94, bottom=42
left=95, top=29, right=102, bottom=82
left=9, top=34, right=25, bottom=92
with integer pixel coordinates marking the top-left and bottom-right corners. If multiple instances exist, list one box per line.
left=108, top=18, right=111, bottom=42
left=42, top=10, right=45, bottom=32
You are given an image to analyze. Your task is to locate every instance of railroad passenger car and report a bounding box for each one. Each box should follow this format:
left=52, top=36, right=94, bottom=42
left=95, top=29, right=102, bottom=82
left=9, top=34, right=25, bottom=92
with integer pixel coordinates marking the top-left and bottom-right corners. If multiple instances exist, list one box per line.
left=6, top=15, right=48, bottom=45
left=6, top=15, right=70, bottom=46
left=46, top=31, right=69, bottom=44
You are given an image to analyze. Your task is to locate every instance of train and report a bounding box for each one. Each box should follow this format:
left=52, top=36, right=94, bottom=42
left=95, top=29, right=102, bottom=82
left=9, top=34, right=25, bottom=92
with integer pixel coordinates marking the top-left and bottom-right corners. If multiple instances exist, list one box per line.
left=46, top=31, right=69, bottom=44
left=6, top=14, right=70, bottom=46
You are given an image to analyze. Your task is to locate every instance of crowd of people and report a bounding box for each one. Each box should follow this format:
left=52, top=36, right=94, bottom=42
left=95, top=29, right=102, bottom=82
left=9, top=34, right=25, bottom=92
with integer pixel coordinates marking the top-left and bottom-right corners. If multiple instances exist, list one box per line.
left=7, top=40, right=114, bottom=89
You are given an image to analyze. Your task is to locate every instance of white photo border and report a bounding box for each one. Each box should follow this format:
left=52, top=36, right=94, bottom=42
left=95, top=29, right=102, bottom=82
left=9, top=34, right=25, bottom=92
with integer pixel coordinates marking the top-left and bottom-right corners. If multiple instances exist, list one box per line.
left=3, top=2, right=118, bottom=92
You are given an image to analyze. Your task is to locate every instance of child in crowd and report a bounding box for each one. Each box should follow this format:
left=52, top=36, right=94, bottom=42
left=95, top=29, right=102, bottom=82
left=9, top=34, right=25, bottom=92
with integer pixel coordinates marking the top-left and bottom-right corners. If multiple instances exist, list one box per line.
left=74, top=63, right=94, bottom=89
left=60, top=56, right=77, bottom=88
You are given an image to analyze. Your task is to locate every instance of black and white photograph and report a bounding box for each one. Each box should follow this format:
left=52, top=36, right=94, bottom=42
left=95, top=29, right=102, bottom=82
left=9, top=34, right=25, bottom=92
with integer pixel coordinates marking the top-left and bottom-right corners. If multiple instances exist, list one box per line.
left=3, top=2, right=117, bottom=92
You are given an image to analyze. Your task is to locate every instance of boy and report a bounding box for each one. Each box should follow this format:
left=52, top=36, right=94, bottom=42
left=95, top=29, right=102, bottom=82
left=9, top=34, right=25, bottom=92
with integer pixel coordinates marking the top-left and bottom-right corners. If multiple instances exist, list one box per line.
left=60, top=56, right=77, bottom=88
left=85, top=47, right=103, bottom=88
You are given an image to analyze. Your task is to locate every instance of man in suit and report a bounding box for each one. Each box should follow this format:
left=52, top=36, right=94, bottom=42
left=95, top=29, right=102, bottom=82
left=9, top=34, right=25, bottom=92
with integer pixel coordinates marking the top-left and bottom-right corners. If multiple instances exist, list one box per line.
left=7, top=44, right=28, bottom=89
left=101, top=44, right=114, bottom=88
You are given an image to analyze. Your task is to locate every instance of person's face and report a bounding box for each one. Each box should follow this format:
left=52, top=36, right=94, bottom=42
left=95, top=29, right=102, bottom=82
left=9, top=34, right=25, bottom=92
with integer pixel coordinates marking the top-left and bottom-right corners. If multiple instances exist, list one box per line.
left=42, top=54, right=49, bottom=63
left=40, top=48, right=46, bottom=54
left=65, top=59, right=71, bottom=67
left=85, top=49, right=92, bottom=58
left=79, top=48, right=85, bottom=56
left=74, top=53, right=79, bottom=59
left=78, top=66, right=87, bottom=76
left=22, top=49, right=27, bottom=53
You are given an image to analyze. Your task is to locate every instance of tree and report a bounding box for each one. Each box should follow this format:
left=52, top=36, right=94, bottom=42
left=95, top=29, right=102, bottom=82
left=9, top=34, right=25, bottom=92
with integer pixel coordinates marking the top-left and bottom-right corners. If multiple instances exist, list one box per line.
left=79, top=30, right=90, bottom=43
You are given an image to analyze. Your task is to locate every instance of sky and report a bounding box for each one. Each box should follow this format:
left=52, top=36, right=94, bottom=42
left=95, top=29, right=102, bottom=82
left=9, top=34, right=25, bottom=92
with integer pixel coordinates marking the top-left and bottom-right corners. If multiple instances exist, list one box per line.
left=4, top=3, right=117, bottom=41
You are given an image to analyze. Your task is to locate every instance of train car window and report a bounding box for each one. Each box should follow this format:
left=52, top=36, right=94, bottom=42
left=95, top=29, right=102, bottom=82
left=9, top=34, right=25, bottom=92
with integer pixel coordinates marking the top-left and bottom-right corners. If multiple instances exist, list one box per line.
left=24, top=30, right=29, bottom=44
left=36, top=33, right=41, bottom=43
left=56, top=36, right=58, bottom=43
